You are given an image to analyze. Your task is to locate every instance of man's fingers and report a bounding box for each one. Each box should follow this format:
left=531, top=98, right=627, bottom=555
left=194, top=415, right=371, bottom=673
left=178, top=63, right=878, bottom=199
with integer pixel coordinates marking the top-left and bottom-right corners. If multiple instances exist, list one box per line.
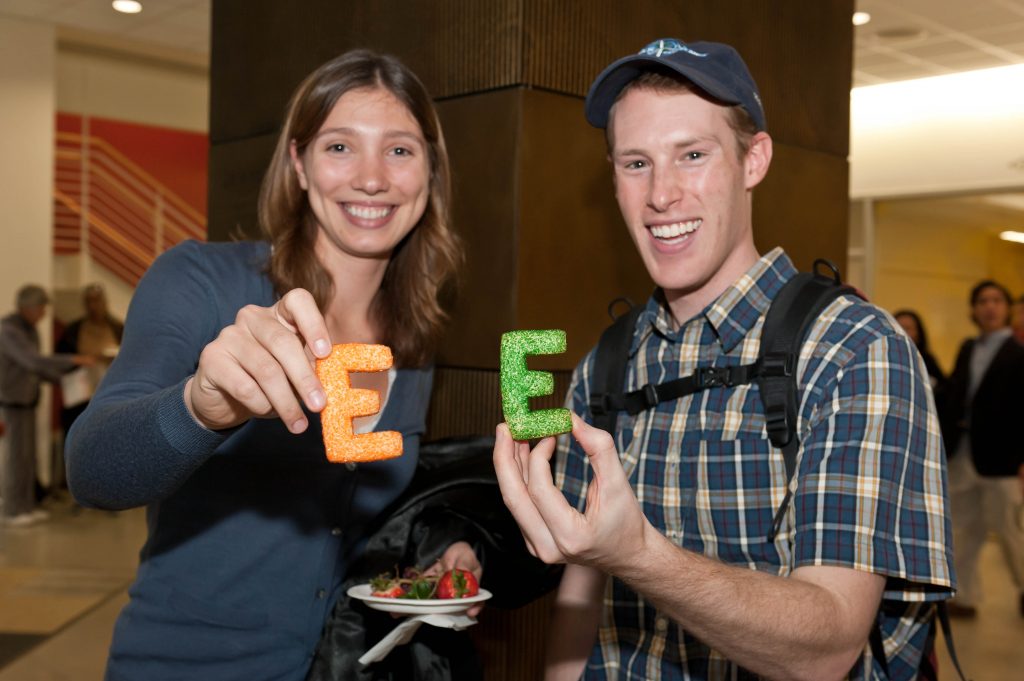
left=525, top=435, right=587, bottom=548
left=493, top=424, right=563, bottom=562
left=571, top=413, right=625, bottom=482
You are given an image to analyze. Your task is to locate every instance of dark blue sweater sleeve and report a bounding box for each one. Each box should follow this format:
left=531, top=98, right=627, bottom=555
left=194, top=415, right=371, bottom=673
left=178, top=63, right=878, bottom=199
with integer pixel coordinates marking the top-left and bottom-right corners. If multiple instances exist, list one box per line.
left=65, top=241, right=236, bottom=510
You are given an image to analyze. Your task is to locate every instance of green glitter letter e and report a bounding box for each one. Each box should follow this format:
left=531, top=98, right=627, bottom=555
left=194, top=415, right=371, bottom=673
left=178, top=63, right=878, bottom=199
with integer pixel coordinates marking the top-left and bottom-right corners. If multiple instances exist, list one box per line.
left=500, top=330, right=572, bottom=440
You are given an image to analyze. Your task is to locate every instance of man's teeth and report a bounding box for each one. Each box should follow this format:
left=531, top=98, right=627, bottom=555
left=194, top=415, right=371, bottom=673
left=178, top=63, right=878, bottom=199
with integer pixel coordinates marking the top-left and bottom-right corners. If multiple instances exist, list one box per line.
left=650, top=219, right=701, bottom=239
left=345, top=204, right=393, bottom=219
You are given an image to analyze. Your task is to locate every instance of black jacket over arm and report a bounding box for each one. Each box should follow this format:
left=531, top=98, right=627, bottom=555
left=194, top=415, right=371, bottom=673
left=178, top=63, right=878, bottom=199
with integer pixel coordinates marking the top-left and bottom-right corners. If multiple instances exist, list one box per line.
left=307, top=436, right=563, bottom=681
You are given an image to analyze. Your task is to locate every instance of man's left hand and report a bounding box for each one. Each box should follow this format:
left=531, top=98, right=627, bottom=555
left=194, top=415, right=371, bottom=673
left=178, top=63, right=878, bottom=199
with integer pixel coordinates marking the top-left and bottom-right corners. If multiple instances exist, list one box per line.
left=493, top=413, right=650, bottom=574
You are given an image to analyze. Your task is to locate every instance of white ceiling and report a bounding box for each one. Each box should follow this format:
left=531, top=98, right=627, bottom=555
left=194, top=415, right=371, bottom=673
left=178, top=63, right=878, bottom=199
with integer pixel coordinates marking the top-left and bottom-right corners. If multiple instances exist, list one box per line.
left=0, top=0, right=210, bottom=61
left=0, top=1, right=1019, bottom=240
left=854, top=0, right=1024, bottom=86
left=1, top=0, right=1023, bottom=86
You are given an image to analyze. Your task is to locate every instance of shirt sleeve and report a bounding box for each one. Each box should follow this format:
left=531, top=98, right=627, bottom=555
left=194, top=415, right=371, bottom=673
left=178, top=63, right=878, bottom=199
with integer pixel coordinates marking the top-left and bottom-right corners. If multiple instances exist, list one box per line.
left=791, top=325, right=955, bottom=601
left=65, top=242, right=234, bottom=510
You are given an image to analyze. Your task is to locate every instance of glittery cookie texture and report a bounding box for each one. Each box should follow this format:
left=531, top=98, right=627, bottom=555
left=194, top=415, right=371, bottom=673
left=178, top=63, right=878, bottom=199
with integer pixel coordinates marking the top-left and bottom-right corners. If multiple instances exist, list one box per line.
left=500, top=330, right=571, bottom=440
left=316, top=343, right=403, bottom=463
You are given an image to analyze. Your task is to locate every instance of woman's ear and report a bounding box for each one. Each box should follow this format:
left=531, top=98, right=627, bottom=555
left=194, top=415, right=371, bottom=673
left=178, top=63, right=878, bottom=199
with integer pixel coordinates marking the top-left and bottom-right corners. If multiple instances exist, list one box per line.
left=289, top=140, right=309, bottom=190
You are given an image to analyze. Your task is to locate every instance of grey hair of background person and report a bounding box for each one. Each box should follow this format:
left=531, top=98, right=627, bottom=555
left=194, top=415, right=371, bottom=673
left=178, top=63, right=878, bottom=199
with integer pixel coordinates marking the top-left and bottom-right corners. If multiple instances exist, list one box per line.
left=15, top=284, right=49, bottom=308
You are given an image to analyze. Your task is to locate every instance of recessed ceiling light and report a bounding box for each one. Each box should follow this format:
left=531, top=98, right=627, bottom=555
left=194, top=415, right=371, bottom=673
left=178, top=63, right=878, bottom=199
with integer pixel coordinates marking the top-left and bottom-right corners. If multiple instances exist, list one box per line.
left=875, top=26, right=927, bottom=42
left=852, top=12, right=871, bottom=26
left=999, top=231, right=1024, bottom=244
left=112, top=0, right=142, bottom=14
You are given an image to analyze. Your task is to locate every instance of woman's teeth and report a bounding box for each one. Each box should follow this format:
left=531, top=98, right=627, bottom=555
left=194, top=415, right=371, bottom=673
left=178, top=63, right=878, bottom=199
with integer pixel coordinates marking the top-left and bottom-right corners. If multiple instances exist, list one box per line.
left=344, top=204, right=393, bottom=219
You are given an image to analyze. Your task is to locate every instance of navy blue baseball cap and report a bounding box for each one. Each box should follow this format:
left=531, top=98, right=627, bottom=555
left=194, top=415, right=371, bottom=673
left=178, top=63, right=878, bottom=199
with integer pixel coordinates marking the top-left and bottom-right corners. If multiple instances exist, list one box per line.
left=584, top=38, right=766, bottom=132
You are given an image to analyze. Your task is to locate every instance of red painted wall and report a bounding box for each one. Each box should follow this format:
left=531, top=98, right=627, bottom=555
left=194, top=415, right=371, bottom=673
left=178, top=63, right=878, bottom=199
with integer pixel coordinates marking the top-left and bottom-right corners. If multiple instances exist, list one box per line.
left=57, top=113, right=208, bottom=215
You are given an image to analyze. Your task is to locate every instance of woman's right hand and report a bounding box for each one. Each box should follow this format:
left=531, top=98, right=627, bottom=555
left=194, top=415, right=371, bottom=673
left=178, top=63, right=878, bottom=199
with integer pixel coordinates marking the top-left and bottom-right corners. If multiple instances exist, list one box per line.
left=184, top=288, right=333, bottom=433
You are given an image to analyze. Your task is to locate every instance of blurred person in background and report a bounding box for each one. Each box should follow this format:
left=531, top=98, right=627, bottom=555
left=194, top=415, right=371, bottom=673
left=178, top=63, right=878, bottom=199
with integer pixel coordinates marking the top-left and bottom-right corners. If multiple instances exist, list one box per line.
left=1, top=284, right=93, bottom=527
left=893, top=309, right=947, bottom=393
left=1013, top=294, right=1024, bottom=344
left=56, top=283, right=124, bottom=434
left=940, top=280, right=1024, bottom=618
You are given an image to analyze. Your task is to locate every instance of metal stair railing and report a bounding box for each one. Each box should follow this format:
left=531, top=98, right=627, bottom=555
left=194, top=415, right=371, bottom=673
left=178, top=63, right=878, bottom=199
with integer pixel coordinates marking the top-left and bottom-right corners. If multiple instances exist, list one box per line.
left=53, top=129, right=207, bottom=286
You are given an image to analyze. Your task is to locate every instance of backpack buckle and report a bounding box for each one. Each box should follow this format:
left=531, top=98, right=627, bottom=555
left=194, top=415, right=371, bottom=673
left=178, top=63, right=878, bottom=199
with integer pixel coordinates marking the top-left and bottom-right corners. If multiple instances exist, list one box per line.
left=589, top=393, right=610, bottom=417
left=695, top=367, right=730, bottom=388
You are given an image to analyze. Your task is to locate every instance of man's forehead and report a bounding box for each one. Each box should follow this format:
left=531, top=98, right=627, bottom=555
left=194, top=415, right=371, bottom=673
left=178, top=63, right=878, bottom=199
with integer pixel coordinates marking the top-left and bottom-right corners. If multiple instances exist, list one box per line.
left=608, top=88, right=731, bottom=143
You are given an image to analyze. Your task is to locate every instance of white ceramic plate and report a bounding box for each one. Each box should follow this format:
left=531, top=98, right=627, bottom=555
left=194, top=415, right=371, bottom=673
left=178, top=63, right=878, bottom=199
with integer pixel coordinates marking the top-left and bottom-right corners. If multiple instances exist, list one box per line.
left=347, top=583, right=492, bottom=615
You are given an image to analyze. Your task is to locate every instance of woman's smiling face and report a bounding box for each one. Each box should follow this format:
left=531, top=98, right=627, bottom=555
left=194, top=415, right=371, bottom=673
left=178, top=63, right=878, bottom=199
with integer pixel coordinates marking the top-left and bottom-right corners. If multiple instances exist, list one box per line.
left=292, top=86, right=430, bottom=262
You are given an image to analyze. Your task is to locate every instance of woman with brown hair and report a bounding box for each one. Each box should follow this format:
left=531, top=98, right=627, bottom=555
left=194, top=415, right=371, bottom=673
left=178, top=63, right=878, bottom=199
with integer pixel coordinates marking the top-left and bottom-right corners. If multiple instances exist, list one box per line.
left=65, top=50, right=469, bottom=680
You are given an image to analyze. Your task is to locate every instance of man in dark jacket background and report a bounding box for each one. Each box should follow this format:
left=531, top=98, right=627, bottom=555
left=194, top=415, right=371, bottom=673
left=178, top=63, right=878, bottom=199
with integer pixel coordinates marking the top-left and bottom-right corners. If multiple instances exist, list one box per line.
left=941, top=279, right=1024, bottom=618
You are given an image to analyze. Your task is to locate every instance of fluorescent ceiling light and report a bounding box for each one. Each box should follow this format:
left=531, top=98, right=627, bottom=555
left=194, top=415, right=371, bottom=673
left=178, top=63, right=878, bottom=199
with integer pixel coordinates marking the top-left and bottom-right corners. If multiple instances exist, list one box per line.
left=112, top=0, right=142, bottom=14
left=851, top=63, right=1024, bottom=128
left=852, top=12, right=871, bottom=26
left=999, top=231, right=1024, bottom=244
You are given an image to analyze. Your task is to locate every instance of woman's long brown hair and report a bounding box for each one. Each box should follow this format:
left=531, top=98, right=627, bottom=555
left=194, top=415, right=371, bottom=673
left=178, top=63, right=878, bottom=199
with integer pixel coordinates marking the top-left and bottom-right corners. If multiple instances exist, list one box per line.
left=258, top=49, right=461, bottom=368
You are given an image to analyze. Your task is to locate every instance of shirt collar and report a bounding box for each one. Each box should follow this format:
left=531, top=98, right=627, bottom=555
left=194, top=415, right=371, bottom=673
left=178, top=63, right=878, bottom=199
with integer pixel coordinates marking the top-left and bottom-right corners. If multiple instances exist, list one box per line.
left=630, top=247, right=796, bottom=355
left=977, top=326, right=1012, bottom=347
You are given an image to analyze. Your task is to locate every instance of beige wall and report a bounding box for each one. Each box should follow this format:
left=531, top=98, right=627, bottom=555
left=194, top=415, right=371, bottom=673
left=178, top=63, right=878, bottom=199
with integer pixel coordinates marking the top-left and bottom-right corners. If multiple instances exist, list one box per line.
left=51, top=44, right=209, bottom=341
left=57, top=47, right=208, bottom=132
left=0, top=20, right=209, bottom=485
left=863, top=198, right=1024, bottom=372
left=0, top=15, right=58, bottom=485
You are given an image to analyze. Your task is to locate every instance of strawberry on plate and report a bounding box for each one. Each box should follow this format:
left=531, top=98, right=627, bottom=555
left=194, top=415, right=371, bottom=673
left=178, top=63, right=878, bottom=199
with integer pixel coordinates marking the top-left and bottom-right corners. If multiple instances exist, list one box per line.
left=435, top=568, right=479, bottom=599
left=370, top=584, right=405, bottom=598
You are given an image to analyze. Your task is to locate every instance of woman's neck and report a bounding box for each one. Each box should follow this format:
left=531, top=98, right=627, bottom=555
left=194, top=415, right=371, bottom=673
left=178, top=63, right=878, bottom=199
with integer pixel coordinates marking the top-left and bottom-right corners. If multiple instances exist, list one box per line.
left=315, top=238, right=391, bottom=344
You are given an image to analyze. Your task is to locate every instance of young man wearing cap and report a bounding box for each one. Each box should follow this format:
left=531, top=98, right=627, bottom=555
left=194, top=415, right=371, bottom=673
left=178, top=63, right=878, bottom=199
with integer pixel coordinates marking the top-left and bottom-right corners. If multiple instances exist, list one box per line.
left=493, top=39, right=954, bottom=680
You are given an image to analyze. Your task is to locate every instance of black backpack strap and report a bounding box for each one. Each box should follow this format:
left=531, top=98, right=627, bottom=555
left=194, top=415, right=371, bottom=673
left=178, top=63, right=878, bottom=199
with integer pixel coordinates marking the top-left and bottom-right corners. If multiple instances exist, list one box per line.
left=935, top=601, right=971, bottom=681
left=868, top=620, right=890, bottom=679
left=589, top=302, right=643, bottom=434
left=868, top=602, right=970, bottom=681
left=762, top=259, right=857, bottom=541
left=607, top=363, right=762, bottom=418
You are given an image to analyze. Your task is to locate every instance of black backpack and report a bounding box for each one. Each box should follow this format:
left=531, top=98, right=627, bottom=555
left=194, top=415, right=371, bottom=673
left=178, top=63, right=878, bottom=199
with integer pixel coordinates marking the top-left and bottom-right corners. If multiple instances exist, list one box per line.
left=587, top=260, right=967, bottom=681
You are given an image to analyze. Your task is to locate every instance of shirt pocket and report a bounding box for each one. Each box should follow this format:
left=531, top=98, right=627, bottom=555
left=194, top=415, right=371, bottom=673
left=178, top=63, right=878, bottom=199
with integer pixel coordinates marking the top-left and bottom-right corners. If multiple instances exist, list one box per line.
left=676, top=436, right=785, bottom=569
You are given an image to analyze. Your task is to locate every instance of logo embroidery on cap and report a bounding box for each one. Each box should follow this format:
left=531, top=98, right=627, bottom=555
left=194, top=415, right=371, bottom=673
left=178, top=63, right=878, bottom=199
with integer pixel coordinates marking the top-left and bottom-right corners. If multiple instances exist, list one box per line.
left=639, top=39, right=707, bottom=59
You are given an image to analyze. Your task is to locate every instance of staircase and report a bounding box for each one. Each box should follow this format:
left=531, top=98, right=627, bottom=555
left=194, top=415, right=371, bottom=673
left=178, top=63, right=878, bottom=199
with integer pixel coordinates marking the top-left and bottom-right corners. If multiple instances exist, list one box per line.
left=54, top=129, right=206, bottom=286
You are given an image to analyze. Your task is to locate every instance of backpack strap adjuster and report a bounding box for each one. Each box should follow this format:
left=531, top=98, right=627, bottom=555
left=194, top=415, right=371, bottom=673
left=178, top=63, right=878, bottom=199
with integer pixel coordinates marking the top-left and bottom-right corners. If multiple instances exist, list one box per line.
left=589, top=393, right=610, bottom=417
left=761, top=352, right=794, bottom=378
left=641, top=383, right=659, bottom=408
left=697, top=367, right=733, bottom=388
left=764, top=405, right=791, bottom=445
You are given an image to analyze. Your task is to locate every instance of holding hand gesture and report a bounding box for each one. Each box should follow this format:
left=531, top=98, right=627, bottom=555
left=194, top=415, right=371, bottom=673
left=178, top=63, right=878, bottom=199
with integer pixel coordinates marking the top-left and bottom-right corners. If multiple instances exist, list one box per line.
left=493, top=413, right=651, bottom=573
left=186, top=288, right=332, bottom=434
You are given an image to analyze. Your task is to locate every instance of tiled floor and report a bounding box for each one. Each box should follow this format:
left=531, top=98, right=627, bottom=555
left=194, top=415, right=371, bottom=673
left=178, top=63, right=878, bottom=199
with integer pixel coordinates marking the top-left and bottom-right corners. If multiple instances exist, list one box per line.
left=0, top=496, right=1022, bottom=680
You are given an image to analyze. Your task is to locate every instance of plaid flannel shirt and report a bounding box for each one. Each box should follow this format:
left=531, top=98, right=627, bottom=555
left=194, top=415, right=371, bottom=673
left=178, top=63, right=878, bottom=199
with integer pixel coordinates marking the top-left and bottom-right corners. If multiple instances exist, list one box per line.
left=554, top=248, right=954, bottom=680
